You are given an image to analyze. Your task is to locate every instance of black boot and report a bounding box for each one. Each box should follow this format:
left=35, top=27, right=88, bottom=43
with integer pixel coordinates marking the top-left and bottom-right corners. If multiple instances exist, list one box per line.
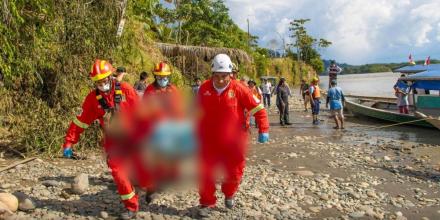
left=225, top=197, right=235, bottom=209
left=145, top=190, right=156, bottom=205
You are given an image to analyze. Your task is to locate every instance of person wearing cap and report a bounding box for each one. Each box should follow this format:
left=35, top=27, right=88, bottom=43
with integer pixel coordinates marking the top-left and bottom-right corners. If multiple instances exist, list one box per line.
left=115, top=66, right=127, bottom=82
left=326, top=80, right=346, bottom=129
left=275, top=77, right=292, bottom=126
left=197, top=54, right=270, bottom=216
left=309, top=77, right=321, bottom=125
left=61, top=59, right=150, bottom=219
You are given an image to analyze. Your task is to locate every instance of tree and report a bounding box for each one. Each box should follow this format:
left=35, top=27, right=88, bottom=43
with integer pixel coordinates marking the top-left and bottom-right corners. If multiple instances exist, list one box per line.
left=288, top=19, right=331, bottom=73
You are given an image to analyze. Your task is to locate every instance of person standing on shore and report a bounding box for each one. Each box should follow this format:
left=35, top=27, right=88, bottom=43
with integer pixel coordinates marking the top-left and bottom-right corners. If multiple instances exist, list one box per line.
left=326, top=80, right=345, bottom=129
left=261, top=78, right=272, bottom=108
left=309, top=77, right=321, bottom=125
left=327, top=61, right=342, bottom=88
left=248, top=80, right=263, bottom=127
left=275, top=78, right=292, bottom=126
left=197, top=54, right=269, bottom=216
left=299, top=79, right=310, bottom=112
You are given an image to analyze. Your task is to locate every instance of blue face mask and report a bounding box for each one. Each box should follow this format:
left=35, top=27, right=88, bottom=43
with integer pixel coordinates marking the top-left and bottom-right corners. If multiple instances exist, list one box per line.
left=157, top=77, right=169, bottom=87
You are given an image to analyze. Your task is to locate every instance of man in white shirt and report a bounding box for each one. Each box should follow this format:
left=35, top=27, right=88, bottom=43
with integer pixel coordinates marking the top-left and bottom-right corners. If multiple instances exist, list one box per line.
left=261, top=78, right=272, bottom=107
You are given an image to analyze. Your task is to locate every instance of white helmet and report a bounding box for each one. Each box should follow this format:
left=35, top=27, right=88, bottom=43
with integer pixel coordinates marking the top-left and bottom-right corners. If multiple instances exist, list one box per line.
left=211, top=54, right=233, bottom=73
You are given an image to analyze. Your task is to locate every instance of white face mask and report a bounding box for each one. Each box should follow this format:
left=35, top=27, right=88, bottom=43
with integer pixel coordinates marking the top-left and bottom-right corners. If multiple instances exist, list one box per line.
left=98, top=83, right=111, bottom=92
left=157, top=77, right=169, bottom=87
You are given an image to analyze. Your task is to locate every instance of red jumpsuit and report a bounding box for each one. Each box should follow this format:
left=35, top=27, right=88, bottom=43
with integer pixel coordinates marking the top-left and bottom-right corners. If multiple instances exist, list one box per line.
left=143, top=83, right=183, bottom=119
left=63, top=80, right=152, bottom=211
left=142, top=83, right=184, bottom=184
left=197, top=79, right=269, bottom=206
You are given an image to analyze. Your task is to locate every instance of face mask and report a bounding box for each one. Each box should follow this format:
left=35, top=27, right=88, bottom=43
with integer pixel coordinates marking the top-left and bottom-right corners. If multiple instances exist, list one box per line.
left=157, top=78, right=169, bottom=87
left=98, top=82, right=111, bottom=92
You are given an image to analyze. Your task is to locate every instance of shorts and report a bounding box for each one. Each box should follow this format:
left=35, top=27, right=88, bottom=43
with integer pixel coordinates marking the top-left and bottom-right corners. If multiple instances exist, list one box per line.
left=330, top=109, right=344, bottom=118
left=312, top=99, right=320, bottom=115
left=304, top=95, right=310, bottom=103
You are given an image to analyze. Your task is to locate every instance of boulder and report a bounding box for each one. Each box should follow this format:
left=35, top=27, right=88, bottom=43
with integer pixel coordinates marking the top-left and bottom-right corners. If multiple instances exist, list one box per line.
left=13, top=192, right=35, bottom=211
left=72, top=173, right=89, bottom=194
left=0, top=193, right=18, bottom=212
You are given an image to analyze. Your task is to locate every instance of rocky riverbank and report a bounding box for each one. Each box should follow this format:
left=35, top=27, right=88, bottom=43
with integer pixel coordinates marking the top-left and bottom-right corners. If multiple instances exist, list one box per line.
left=0, top=95, right=439, bottom=219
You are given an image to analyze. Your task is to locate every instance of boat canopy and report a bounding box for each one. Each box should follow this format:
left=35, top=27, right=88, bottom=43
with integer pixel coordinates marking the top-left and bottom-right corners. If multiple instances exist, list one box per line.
left=401, top=70, right=440, bottom=90
left=393, top=64, right=440, bottom=74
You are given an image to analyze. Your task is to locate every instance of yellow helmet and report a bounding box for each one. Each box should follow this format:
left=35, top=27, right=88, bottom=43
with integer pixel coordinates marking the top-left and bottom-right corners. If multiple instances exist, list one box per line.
left=90, top=59, right=114, bottom=81
left=312, top=76, right=319, bottom=82
left=153, top=61, right=172, bottom=76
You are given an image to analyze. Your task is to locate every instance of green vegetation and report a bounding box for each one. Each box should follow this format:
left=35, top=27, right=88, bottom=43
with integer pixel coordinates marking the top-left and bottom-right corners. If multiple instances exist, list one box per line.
left=0, top=0, right=178, bottom=155
left=0, top=1, right=326, bottom=155
left=267, top=58, right=316, bottom=86
left=288, top=19, right=331, bottom=74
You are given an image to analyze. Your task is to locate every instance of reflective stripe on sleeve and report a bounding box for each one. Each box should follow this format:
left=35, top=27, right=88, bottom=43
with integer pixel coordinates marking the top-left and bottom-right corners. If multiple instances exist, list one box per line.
left=120, top=191, right=135, bottom=200
left=73, top=118, right=89, bottom=129
left=250, top=104, right=264, bottom=115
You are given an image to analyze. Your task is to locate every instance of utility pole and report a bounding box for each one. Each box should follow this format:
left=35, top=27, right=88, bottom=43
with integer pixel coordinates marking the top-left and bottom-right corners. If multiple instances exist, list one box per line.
left=247, top=18, right=250, bottom=48
left=296, top=30, right=302, bottom=79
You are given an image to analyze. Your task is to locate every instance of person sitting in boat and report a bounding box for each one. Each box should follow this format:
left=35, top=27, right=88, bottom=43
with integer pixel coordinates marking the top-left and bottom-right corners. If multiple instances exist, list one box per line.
left=393, top=76, right=410, bottom=114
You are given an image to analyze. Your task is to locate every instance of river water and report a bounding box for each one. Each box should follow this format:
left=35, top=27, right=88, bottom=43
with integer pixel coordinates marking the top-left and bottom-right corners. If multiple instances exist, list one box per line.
left=319, top=72, right=398, bottom=98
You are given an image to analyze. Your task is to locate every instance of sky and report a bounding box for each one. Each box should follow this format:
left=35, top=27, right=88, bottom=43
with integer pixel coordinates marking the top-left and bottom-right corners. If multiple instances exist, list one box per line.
left=224, top=0, right=440, bottom=65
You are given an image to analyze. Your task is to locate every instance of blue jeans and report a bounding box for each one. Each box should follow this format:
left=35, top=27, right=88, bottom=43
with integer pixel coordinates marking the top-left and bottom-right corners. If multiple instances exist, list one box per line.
left=263, top=94, right=271, bottom=107
left=312, top=99, right=320, bottom=115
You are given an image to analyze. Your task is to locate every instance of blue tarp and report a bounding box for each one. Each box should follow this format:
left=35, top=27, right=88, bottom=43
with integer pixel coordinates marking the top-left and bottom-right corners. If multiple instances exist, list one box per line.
left=393, top=64, right=440, bottom=73
left=406, top=70, right=440, bottom=90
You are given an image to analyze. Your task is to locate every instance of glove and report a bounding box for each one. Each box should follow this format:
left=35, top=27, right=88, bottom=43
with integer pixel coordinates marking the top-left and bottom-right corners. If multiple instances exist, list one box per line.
left=63, top=147, right=73, bottom=159
left=258, top=133, right=269, bottom=143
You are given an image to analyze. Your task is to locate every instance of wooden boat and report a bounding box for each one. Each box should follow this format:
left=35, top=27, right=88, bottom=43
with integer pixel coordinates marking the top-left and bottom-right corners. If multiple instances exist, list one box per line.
left=342, top=67, right=440, bottom=129
left=415, top=111, right=440, bottom=130
left=345, top=98, right=435, bottom=128
left=400, top=70, right=440, bottom=130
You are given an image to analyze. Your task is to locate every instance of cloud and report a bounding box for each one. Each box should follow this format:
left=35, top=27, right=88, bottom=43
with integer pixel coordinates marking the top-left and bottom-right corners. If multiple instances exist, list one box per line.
left=224, top=0, right=440, bottom=64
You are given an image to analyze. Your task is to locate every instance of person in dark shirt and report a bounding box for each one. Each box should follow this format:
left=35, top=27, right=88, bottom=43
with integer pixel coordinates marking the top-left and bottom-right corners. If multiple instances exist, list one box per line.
left=192, top=77, right=202, bottom=95
left=299, top=79, right=310, bottom=112
left=275, top=78, right=291, bottom=126
left=133, top=71, right=148, bottom=97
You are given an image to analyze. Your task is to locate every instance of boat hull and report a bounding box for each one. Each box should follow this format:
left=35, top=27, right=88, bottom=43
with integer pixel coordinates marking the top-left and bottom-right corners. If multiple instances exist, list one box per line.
left=345, top=98, right=434, bottom=128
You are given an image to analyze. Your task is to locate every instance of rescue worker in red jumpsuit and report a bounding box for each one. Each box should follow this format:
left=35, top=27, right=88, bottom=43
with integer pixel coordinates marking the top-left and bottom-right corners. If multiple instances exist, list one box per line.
left=62, top=59, right=150, bottom=219
left=141, top=61, right=184, bottom=201
left=143, top=61, right=183, bottom=119
left=197, top=54, right=270, bottom=216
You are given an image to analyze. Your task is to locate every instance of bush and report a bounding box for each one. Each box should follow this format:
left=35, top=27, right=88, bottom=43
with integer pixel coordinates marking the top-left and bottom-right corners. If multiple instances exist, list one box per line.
left=0, top=1, right=184, bottom=155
